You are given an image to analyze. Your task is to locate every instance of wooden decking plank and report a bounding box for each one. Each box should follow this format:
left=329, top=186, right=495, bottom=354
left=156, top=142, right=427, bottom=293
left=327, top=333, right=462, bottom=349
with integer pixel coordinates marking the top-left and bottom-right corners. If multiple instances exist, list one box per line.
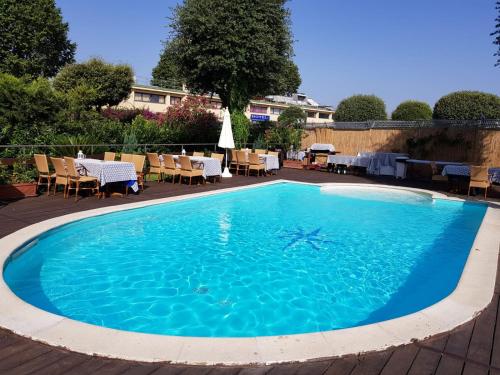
left=422, top=334, right=449, bottom=352
left=26, top=354, right=88, bottom=375
left=0, top=345, right=52, bottom=372
left=444, top=322, right=475, bottom=358
left=180, top=366, right=213, bottom=375
left=208, top=367, right=245, bottom=375
left=461, top=361, right=489, bottom=375
left=349, top=351, right=393, bottom=375
left=58, top=358, right=109, bottom=375
left=0, top=342, right=35, bottom=362
left=0, top=333, right=21, bottom=351
left=323, top=358, right=358, bottom=375
left=107, top=363, right=160, bottom=375
left=5, top=350, right=68, bottom=375
left=266, top=364, right=298, bottom=375
left=490, top=293, right=500, bottom=369
left=407, top=348, right=442, bottom=375
left=467, top=294, right=499, bottom=365
left=149, top=365, right=191, bottom=375
left=295, top=361, right=331, bottom=374
left=237, top=367, right=272, bottom=375
left=379, top=344, right=419, bottom=375
left=434, top=355, right=464, bottom=375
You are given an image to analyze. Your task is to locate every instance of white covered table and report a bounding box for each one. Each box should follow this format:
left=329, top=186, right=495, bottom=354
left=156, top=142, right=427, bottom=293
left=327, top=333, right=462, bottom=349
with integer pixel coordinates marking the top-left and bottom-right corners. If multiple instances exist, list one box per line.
left=259, top=154, right=280, bottom=172
left=76, top=159, right=138, bottom=192
left=442, top=165, right=500, bottom=184
left=309, top=143, right=335, bottom=152
left=286, top=150, right=306, bottom=161
left=366, top=152, right=409, bottom=176
left=327, top=155, right=355, bottom=165
left=173, top=156, right=222, bottom=179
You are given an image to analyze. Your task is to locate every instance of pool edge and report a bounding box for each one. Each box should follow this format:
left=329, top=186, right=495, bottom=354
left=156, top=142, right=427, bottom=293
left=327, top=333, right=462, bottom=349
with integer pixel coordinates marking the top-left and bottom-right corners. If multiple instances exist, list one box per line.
left=0, top=180, right=497, bottom=365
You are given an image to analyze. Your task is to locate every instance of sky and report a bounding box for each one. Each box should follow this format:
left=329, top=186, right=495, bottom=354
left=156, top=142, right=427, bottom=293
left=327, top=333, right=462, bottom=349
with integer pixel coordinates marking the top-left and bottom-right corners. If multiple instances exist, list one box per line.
left=56, top=0, right=499, bottom=112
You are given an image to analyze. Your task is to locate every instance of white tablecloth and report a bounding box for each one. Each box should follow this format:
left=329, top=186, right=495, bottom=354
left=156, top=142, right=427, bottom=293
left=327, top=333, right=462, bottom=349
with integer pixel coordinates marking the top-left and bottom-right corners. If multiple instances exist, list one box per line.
left=442, top=165, right=500, bottom=183
left=309, top=143, right=335, bottom=152
left=366, top=153, right=409, bottom=176
left=259, top=154, right=280, bottom=171
left=76, top=159, right=138, bottom=192
left=172, top=156, right=222, bottom=179
left=406, top=159, right=464, bottom=166
left=286, top=150, right=306, bottom=161
left=327, top=155, right=355, bottom=165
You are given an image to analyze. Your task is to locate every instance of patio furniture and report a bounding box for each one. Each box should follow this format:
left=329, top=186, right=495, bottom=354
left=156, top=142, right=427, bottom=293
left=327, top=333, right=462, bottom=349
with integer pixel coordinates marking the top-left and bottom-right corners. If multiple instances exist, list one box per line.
left=104, top=152, right=116, bottom=162
left=248, top=153, right=266, bottom=177
left=468, top=166, right=491, bottom=198
left=50, top=157, right=69, bottom=196
left=236, top=150, right=249, bottom=175
left=430, top=161, right=448, bottom=184
left=254, top=149, right=267, bottom=155
left=192, top=151, right=204, bottom=157
left=210, top=152, right=224, bottom=164
left=146, top=152, right=165, bottom=182
left=259, top=154, right=280, bottom=174
left=366, top=152, right=408, bottom=176
left=121, top=153, right=133, bottom=163
left=179, top=155, right=204, bottom=185
left=64, top=157, right=100, bottom=201
left=76, top=158, right=139, bottom=194
left=34, top=154, right=55, bottom=195
left=230, top=149, right=238, bottom=171
left=132, top=154, right=146, bottom=192
left=267, top=151, right=279, bottom=157
left=162, top=154, right=181, bottom=183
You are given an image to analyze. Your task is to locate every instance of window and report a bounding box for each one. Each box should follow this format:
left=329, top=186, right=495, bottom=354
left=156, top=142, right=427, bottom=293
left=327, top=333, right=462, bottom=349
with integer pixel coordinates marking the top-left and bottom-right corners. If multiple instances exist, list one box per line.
left=307, top=112, right=317, bottom=118
left=250, top=105, right=268, bottom=114
left=210, top=101, right=222, bottom=109
left=271, top=107, right=284, bottom=115
left=170, top=96, right=182, bottom=105
left=318, top=113, right=330, bottom=119
left=135, top=92, right=165, bottom=104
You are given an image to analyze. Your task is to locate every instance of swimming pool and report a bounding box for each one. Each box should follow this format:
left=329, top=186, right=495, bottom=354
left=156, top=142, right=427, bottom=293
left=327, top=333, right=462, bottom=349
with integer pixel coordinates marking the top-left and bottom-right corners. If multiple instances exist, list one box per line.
left=3, top=182, right=488, bottom=338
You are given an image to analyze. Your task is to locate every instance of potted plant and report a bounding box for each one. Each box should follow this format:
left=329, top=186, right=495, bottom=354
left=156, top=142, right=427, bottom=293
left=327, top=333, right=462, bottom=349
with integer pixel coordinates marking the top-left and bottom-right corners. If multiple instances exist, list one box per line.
left=0, top=158, right=38, bottom=199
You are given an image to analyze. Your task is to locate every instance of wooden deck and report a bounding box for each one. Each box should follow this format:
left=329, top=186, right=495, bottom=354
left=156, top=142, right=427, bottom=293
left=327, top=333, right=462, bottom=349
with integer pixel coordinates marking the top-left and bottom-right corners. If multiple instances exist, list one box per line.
left=0, top=169, right=499, bottom=375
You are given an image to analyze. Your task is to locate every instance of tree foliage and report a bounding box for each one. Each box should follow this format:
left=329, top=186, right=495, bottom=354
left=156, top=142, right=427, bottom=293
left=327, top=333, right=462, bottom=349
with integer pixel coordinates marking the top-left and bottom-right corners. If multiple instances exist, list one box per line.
left=492, top=1, right=500, bottom=67
left=231, top=111, right=251, bottom=148
left=334, top=95, right=387, bottom=122
left=433, top=91, right=500, bottom=120
left=0, top=0, right=76, bottom=78
left=391, top=100, right=433, bottom=121
left=169, top=0, right=300, bottom=111
left=53, top=58, right=134, bottom=111
left=278, top=106, right=306, bottom=127
left=151, top=39, right=184, bottom=89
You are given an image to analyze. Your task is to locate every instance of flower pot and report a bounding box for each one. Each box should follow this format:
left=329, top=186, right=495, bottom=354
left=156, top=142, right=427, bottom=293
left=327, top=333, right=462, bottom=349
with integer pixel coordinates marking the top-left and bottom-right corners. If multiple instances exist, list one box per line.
left=283, top=159, right=305, bottom=169
left=0, top=183, right=38, bottom=199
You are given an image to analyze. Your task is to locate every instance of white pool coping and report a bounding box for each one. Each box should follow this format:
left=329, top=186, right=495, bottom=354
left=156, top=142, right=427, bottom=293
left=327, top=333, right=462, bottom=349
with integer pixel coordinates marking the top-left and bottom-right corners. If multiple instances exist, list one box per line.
left=0, top=180, right=498, bottom=365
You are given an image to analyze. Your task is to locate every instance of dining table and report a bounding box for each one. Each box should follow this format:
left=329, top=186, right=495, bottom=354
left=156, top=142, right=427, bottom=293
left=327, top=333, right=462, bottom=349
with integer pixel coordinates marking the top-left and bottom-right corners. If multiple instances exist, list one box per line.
left=172, top=155, right=222, bottom=179
left=75, top=158, right=139, bottom=192
left=441, top=165, right=500, bottom=184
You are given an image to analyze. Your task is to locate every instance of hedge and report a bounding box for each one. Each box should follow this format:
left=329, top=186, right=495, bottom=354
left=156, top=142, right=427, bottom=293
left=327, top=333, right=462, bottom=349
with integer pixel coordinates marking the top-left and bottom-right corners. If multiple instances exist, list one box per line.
left=392, top=100, right=433, bottom=121
left=433, top=91, right=500, bottom=120
left=334, top=95, right=387, bottom=122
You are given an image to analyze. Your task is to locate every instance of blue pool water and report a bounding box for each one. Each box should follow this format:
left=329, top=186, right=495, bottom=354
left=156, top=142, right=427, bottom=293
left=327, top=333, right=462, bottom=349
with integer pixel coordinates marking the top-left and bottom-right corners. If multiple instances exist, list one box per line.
left=3, top=183, right=487, bottom=337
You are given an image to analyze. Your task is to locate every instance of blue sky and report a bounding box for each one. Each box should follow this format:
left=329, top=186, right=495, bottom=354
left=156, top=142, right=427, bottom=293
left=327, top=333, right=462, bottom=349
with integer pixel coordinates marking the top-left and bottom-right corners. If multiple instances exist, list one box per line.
left=56, top=0, right=499, bottom=112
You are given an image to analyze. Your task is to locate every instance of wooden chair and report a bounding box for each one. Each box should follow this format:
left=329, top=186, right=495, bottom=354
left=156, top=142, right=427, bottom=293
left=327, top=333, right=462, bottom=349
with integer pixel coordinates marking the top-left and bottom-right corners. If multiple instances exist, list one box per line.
left=121, top=153, right=133, bottom=163
left=104, top=152, right=116, bottom=162
left=211, top=152, right=224, bottom=164
left=230, top=149, right=238, bottom=171
left=236, top=150, right=249, bottom=175
left=248, top=153, right=266, bottom=177
left=179, top=155, right=204, bottom=185
left=192, top=151, right=205, bottom=157
left=131, top=154, right=146, bottom=192
left=34, top=154, right=55, bottom=195
left=162, top=154, right=181, bottom=183
left=50, top=157, right=69, bottom=196
left=254, top=149, right=267, bottom=155
left=267, top=151, right=279, bottom=157
left=468, top=166, right=491, bottom=199
left=64, top=157, right=99, bottom=201
left=146, top=152, right=165, bottom=182
left=430, top=162, right=448, bottom=184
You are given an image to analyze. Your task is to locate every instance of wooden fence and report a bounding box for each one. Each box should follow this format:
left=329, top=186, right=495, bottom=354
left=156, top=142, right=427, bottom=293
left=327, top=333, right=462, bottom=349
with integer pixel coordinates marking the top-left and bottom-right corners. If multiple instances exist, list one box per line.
left=302, top=124, right=500, bottom=166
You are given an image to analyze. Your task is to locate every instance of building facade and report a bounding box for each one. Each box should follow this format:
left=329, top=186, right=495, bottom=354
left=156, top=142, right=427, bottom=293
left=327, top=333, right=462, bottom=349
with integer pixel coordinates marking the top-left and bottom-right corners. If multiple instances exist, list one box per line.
left=119, top=84, right=335, bottom=124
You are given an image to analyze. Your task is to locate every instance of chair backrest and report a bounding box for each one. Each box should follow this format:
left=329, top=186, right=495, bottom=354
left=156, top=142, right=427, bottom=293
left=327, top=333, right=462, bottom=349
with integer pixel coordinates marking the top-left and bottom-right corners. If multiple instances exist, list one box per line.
left=179, top=155, right=192, bottom=171
left=211, top=152, right=224, bottom=163
left=50, top=157, right=67, bottom=177
left=104, top=152, right=115, bottom=162
left=121, top=153, right=133, bottom=163
left=163, top=154, right=177, bottom=170
left=249, top=153, right=261, bottom=165
left=470, top=166, right=488, bottom=182
left=63, top=157, right=79, bottom=178
left=192, top=151, right=204, bottom=157
left=236, top=150, right=247, bottom=163
left=267, top=151, right=279, bottom=157
left=254, top=149, right=267, bottom=155
left=146, top=152, right=161, bottom=168
left=132, top=154, right=146, bottom=174
left=430, top=161, right=439, bottom=175
left=34, top=154, right=49, bottom=174
left=230, top=149, right=237, bottom=161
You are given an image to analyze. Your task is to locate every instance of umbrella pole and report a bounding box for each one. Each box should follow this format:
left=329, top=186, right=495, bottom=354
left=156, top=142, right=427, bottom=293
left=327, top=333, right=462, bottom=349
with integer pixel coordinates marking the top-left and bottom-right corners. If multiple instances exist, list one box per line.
left=222, top=148, right=232, bottom=178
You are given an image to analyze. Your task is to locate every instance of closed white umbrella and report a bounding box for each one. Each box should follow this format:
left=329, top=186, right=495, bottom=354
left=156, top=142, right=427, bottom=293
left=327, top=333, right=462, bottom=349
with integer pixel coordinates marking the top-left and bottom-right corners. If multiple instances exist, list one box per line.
left=218, top=108, right=235, bottom=178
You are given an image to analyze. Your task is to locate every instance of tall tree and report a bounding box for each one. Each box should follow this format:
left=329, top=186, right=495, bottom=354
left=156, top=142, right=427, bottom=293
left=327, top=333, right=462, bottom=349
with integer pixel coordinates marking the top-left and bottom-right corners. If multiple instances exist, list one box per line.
left=493, top=1, right=500, bottom=66
left=151, top=39, right=184, bottom=89
left=0, top=0, right=76, bottom=78
left=53, top=58, right=134, bottom=111
left=170, top=0, right=300, bottom=112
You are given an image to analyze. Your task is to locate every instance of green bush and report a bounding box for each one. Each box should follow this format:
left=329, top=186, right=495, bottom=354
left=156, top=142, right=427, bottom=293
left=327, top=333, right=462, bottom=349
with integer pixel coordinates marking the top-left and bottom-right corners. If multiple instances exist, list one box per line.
left=231, top=111, right=251, bottom=148
left=433, top=91, right=500, bottom=120
left=334, top=95, right=387, bottom=122
left=278, top=106, right=306, bottom=127
left=392, top=100, right=433, bottom=120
